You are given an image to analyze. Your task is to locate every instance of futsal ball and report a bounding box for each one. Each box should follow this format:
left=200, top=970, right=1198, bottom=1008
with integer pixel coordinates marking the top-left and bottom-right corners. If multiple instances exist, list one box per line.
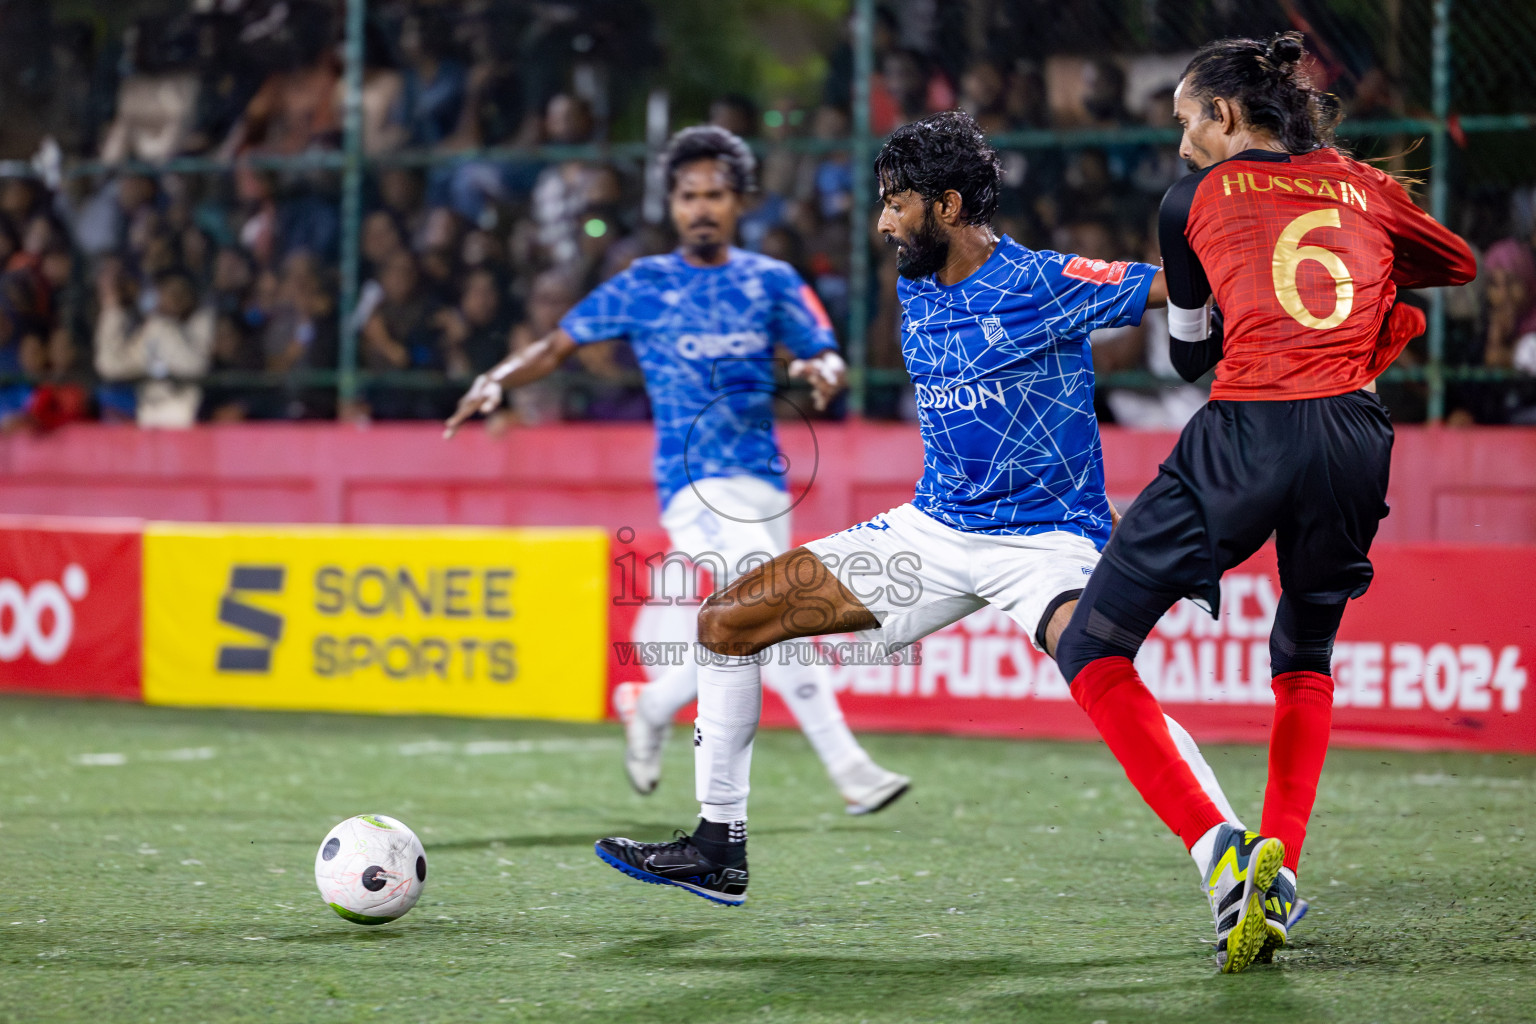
left=314, top=814, right=427, bottom=925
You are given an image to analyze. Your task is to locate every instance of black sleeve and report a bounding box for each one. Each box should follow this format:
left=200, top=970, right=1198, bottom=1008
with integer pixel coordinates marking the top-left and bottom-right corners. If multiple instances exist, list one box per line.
left=1169, top=307, right=1224, bottom=383
left=1158, top=170, right=1213, bottom=311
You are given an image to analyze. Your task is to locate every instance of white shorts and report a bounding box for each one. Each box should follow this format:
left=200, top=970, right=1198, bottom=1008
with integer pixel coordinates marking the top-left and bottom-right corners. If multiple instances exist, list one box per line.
left=804, top=504, right=1101, bottom=653
left=658, top=475, right=793, bottom=581
left=631, top=476, right=794, bottom=676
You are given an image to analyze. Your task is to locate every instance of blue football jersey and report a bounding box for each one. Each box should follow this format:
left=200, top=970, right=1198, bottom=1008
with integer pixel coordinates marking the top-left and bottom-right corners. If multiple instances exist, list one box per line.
left=900, top=235, right=1156, bottom=545
left=559, top=249, right=836, bottom=509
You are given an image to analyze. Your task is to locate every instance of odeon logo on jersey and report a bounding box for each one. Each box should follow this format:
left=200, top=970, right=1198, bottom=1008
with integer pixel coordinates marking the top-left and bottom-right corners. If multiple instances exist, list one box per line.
left=912, top=380, right=1010, bottom=411
left=145, top=526, right=608, bottom=721
left=675, top=331, right=771, bottom=360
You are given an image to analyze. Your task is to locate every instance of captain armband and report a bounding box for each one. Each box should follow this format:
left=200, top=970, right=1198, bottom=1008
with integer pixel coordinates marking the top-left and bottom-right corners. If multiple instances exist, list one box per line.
left=1167, top=302, right=1212, bottom=342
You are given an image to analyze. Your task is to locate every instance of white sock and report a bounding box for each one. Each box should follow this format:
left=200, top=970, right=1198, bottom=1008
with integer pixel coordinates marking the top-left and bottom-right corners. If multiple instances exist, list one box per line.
left=1281, top=866, right=1297, bottom=889
left=765, top=661, right=866, bottom=778
left=1190, top=823, right=1225, bottom=877
left=636, top=661, right=699, bottom=727
left=1166, top=712, right=1246, bottom=878
left=696, top=654, right=762, bottom=822
left=1164, top=714, right=1244, bottom=826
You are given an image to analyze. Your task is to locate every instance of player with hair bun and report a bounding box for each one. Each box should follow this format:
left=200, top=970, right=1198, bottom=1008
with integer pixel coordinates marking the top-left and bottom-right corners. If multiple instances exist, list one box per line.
left=1055, top=32, right=1476, bottom=973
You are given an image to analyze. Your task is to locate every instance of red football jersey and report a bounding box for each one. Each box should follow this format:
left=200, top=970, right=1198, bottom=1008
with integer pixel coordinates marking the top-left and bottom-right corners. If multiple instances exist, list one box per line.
left=1165, top=148, right=1474, bottom=401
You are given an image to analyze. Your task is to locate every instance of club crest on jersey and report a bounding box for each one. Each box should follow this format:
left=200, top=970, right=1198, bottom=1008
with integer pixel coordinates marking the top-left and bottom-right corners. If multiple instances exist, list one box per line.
left=981, top=316, right=1005, bottom=343
left=1062, top=256, right=1129, bottom=285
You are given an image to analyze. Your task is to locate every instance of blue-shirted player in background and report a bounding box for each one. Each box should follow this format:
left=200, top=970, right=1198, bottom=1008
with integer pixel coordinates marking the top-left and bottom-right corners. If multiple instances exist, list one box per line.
left=445, top=126, right=911, bottom=818
left=593, top=111, right=1245, bottom=907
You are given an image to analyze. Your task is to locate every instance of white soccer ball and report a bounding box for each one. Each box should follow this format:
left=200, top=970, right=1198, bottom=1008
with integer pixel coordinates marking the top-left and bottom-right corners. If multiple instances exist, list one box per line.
left=314, top=814, right=427, bottom=925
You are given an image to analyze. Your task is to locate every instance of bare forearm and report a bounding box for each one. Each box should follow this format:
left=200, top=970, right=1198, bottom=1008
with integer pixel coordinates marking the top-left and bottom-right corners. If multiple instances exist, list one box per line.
left=488, top=328, right=578, bottom=388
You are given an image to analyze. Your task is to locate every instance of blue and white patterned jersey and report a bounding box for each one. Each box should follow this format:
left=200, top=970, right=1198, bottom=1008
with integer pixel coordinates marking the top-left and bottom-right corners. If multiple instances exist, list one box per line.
left=560, top=248, right=836, bottom=509
left=901, top=235, right=1156, bottom=545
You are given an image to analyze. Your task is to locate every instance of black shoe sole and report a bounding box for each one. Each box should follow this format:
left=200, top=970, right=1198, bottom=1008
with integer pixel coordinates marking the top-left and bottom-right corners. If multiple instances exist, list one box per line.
left=593, top=843, right=747, bottom=906
left=853, top=780, right=910, bottom=816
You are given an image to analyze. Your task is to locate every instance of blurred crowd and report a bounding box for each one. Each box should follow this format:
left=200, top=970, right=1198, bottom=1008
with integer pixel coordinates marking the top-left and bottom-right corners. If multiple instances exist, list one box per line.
left=0, top=0, right=1529, bottom=430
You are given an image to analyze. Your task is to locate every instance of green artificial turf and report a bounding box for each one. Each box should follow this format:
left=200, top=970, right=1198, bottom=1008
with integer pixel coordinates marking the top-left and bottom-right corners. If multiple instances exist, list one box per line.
left=0, top=695, right=1530, bottom=1023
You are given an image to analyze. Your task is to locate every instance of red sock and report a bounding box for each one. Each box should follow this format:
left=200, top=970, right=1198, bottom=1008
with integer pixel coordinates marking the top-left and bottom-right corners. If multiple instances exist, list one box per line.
left=1261, top=671, right=1335, bottom=872
left=1071, top=656, right=1228, bottom=850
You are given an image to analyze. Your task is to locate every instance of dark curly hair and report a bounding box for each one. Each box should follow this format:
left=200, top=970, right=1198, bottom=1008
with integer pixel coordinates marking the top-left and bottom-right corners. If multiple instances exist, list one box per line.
left=1181, top=32, right=1340, bottom=154
left=664, top=125, right=756, bottom=195
left=874, top=110, right=1001, bottom=226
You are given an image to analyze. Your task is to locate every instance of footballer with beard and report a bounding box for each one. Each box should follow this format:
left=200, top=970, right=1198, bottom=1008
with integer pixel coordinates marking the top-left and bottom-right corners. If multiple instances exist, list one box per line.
left=594, top=110, right=1250, bottom=913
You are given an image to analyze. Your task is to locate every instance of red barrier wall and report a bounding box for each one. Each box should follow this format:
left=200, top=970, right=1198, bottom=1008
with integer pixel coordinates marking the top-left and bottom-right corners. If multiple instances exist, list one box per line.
left=608, top=532, right=1535, bottom=753
left=1, top=422, right=1534, bottom=542
left=0, top=516, right=143, bottom=699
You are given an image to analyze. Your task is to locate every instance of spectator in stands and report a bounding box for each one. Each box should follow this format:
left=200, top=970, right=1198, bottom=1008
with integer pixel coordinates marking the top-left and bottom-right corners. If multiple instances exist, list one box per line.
left=709, top=95, right=759, bottom=140
left=360, top=250, right=443, bottom=420
left=503, top=267, right=578, bottom=426
left=23, top=325, right=91, bottom=433
left=530, top=94, right=601, bottom=267
left=357, top=26, right=408, bottom=157
left=162, top=176, right=213, bottom=281
left=1482, top=239, right=1536, bottom=424
left=203, top=311, right=264, bottom=422
left=568, top=167, right=627, bottom=286
left=349, top=210, right=408, bottom=335
left=259, top=250, right=337, bottom=419
left=219, top=12, right=340, bottom=161
left=809, top=106, right=853, bottom=221
left=442, top=8, right=526, bottom=150
left=759, top=225, right=809, bottom=283
left=235, top=169, right=281, bottom=269
left=181, top=11, right=264, bottom=157
left=461, top=224, right=511, bottom=284
left=1, top=178, right=46, bottom=240
left=70, top=174, right=161, bottom=262
left=90, top=256, right=139, bottom=423
left=1082, top=59, right=1133, bottom=127
left=95, top=266, right=214, bottom=428
left=377, top=168, right=427, bottom=248
left=0, top=325, right=48, bottom=433
left=870, top=48, right=953, bottom=134
left=0, top=217, right=20, bottom=278
left=959, top=61, right=1009, bottom=134
left=99, top=16, right=201, bottom=164
left=37, top=19, right=101, bottom=161
left=395, top=10, right=467, bottom=150
left=436, top=266, right=510, bottom=380
left=417, top=206, right=465, bottom=305
left=822, top=5, right=900, bottom=113
left=1131, top=85, right=1186, bottom=197
left=210, top=245, right=256, bottom=320
left=1004, top=59, right=1050, bottom=130
left=430, top=13, right=527, bottom=224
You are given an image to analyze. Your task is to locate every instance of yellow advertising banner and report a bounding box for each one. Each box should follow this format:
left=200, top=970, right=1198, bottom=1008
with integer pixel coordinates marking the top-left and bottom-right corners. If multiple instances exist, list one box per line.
left=143, top=524, right=608, bottom=721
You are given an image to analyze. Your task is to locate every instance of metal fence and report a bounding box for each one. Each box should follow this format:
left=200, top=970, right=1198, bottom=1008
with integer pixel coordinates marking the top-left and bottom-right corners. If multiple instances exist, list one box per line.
left=1, top=0, right=1533, bottom=426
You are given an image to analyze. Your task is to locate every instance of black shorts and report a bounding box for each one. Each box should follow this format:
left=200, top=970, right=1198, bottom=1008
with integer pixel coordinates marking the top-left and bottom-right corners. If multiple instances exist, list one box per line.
left=1102, top=389, right=1393, bottom=615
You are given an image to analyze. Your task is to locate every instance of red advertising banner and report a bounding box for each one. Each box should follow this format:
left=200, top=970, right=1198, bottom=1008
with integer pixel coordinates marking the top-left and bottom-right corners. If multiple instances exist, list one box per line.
left=607, top=534, right=1534, bottom=753
left=0, top=515, right=143, bottom=699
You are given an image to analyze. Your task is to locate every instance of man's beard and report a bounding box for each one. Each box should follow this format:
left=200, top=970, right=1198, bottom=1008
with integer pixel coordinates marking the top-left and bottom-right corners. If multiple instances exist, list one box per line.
left=686, top=240, right=725, bottom=261
left=891, top=205, right=949, bottom=279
